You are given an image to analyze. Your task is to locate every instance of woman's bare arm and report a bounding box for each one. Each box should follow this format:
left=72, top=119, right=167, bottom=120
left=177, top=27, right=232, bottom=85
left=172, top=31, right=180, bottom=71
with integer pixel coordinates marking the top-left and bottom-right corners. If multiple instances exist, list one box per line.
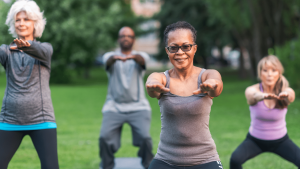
left=193, top=69, right=223, bottom=97
left=245, top=84, right=280, bottom=105
left=145, top=72, right=169, bottom=99
left=245, top=84, right=264, bottom=105
left=278, top=87, right=295, bottom=104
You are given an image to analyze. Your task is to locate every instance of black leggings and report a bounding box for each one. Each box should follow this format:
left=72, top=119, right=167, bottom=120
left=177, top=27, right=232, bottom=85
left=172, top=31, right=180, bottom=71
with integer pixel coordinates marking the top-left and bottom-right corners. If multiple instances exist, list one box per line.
left=0, top=129, right=59, bottom=169
left=230, top=133, right=300, bottom=169
left=148, top=159, right=223, bottom=169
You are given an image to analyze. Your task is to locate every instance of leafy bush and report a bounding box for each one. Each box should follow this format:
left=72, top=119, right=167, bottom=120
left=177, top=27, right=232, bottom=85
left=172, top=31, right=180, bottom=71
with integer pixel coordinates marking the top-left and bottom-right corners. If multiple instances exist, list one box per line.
left=0, top=0, right=141, bottom=83
left=276, top=37, right=300, bottom=96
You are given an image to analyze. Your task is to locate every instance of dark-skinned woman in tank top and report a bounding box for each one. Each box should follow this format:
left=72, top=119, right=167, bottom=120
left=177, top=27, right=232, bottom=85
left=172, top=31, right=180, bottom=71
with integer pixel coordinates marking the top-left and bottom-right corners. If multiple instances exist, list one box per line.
left=146, top=21, right=224, bottom=169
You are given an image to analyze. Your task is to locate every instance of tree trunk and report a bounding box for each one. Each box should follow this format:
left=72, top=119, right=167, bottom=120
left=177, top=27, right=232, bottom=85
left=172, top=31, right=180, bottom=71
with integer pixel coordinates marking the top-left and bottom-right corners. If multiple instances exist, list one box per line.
left=84, top=67, right=90, bottom=79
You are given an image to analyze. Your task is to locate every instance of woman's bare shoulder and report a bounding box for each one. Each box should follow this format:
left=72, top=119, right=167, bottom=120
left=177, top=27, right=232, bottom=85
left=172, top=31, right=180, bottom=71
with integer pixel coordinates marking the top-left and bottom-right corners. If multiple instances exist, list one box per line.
left=150, top=71, right=166, bottom=77
left=246, top=83, right=260, bottom=93
left=148, top=71, right=167, bottom=84
left=202, top=68, right=221, bottom=75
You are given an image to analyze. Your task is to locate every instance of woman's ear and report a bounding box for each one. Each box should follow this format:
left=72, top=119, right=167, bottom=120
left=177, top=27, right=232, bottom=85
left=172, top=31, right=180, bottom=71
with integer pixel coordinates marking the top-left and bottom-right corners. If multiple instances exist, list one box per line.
left=165, top=47, right=169, bottom=55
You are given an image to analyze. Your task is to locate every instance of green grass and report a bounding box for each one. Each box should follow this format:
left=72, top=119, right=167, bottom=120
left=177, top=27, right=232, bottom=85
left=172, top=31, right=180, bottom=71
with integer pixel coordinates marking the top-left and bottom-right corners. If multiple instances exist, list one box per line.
left=0, top=67, right=299, bottom=169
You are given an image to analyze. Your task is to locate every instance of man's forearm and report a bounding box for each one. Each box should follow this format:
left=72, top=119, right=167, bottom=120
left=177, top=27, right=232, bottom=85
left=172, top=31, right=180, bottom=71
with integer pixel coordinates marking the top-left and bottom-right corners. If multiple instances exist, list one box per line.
left=106, top=56, right=118, bottom=67
left=132, top=54, right=145, bottom=66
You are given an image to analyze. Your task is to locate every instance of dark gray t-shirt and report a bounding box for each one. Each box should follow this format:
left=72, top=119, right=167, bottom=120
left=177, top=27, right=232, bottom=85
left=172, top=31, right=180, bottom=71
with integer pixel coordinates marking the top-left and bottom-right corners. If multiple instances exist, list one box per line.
left=0, top=40, right=55, bottom=125
left=102, top=50, right=151, bottom=113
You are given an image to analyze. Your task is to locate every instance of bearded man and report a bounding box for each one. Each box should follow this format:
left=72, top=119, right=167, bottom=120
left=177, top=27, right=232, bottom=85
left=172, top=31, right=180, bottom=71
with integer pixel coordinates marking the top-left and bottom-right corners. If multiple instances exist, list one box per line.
left=99, top=27, right=153, bottom=169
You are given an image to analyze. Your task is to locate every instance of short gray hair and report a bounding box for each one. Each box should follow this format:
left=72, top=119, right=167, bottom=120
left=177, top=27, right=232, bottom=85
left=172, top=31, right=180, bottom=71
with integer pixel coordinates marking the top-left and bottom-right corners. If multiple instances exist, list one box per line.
left=5, top=0, right=46, bottom=38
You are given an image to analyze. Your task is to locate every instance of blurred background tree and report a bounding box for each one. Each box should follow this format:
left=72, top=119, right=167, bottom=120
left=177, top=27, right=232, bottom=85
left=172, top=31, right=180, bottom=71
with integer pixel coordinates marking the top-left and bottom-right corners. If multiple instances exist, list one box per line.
left=204, top=0, right=300, bottom=78
left=0, top=0, right=142, bottom=83
left=37, top=0, right=143, bottom=83
left=0, top=0, right=300, bottom=89
left=0, top=1, right=10, bottom=44
left=276, top=38, right=300, bottom=95
left=152, top=0, right=300, bottom=92
left=153, top=0, right=231, bottom=69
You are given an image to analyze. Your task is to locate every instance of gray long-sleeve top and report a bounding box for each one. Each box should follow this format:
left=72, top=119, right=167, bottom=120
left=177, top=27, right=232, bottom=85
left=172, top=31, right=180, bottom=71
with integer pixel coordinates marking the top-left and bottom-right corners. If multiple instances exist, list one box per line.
left=0, top=40, right=55, bottom=125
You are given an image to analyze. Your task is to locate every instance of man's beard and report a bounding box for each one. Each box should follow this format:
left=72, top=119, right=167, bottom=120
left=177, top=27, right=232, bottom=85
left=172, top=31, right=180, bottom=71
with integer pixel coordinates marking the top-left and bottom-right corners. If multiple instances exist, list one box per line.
left=120, top=41, right=133, bottom=50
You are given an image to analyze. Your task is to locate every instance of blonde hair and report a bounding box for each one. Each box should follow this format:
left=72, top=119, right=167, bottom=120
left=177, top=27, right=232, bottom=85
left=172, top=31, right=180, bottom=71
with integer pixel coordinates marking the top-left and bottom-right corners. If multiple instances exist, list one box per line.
left=257, top=55, right=289, bottom=108
left=5, top=0, right=46, bottom=38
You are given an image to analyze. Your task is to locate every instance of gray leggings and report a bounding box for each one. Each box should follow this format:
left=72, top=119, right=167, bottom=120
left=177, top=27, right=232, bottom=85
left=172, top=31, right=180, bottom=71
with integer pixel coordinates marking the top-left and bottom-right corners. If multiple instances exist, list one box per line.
left=99, top=111, right=153, bottom=169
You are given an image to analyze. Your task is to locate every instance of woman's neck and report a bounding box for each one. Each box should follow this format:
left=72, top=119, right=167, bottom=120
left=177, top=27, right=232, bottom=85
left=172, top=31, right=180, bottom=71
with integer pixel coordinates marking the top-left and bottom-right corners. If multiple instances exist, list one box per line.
left=173, top=65, right=194, bottom=81
left=262, top=82, right=275, bottom=93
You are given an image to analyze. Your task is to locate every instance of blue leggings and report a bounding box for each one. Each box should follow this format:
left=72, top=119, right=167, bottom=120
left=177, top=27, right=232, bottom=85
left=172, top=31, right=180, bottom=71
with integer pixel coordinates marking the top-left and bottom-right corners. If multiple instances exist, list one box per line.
left=230, top=133, right=300, bottom=169
left=0, top=129, right=59, bottom=169
left=148, top=159, right=223, bottom=169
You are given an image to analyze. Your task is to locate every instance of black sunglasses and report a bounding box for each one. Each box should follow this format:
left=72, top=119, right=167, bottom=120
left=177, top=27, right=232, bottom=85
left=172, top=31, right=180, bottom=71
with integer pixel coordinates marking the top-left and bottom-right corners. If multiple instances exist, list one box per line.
left=166, top=44, right=196, bottom=53
left=119, top=35, right=135, bottom=39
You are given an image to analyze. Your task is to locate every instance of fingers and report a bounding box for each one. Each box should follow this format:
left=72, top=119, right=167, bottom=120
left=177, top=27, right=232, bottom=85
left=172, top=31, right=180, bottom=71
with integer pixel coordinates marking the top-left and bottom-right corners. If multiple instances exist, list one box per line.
left=13, top=38, right=30, bottom=48
left=146, top=84, right=170, bottom=93
left=279, top=92, right=288, bottom=97
left=114, top=55, right=136, bottom=62
left=278, top=92, right=289, bottom=100
left=160, top=87, right=170, bottom=93
left=192, top=89, right=201, bottom=95
left=10, top=46, right=18, bottom=50
left=199, top=83, right=218, bottom=93
left=114, top=56, right=127, bottom=62
left=25, top=41, right=31, bottom=47
left=264, top=93, right=279, bottom=100
left=125, top=55, right=134, bottom=60
left=120, top=57, right=127, bottom=62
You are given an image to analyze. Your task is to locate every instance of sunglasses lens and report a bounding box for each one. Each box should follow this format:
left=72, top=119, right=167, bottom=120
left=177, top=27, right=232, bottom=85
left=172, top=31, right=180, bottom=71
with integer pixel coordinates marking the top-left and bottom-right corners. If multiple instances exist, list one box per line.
left=119, top=35, right=134, bottom=39
left=181, top=45, right=191, bottom=51
left=169, top=46, right=178, bottom=53
left=167, top=45, right=193, bottom=53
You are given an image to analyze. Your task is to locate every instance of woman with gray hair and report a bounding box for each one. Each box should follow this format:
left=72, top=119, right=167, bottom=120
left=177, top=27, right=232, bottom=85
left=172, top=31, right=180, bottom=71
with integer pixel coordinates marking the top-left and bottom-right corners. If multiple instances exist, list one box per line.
left=0, top=0, right=59, bottom=168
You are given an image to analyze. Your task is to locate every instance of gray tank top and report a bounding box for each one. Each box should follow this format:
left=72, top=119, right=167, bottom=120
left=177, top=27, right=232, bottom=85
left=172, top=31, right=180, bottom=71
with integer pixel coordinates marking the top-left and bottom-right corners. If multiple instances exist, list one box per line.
left=155, top=69, right=220, bottom=166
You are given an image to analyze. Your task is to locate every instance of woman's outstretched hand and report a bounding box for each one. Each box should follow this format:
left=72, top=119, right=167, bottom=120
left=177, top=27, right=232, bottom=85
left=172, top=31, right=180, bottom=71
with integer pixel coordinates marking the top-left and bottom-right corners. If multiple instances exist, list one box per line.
left=10, top=38, right=31, bottom=50
left=146, top=82, right=170, bottom=93
left=146, top=82, right=170, bottom=99
left=278, top=91, right=289, bottom=100
left=262, top=93, right=279, bottom=100
left=146, top=72, right=168, bottom=99
left=255, top=92, right=288, bottom=101
left=193, top=81, right=218, bottom=95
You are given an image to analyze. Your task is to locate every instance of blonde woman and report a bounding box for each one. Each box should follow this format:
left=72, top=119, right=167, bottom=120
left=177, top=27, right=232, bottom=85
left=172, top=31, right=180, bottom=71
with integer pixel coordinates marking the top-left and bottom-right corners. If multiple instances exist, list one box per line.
left=230, top=55, right=300, bottom=169
left=0, top=0, right=58, bottom=168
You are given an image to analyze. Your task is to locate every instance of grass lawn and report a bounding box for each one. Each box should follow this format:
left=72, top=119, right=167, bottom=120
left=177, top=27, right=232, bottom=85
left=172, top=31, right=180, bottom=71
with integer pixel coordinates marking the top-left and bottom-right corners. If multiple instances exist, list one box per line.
left=0, top=67, right=299, bottom=169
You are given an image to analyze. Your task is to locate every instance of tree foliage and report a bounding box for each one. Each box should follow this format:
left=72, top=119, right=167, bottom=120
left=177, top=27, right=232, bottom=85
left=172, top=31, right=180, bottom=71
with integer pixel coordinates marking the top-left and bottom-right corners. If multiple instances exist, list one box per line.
left=0, top=1, right=11, bottom=44
left=154, top=0, right=300, bottom=79
left=204, top=0, right=300, bottom=77
left=153, top=0, right=230, bottom=68
left=276, top=38, right=300, bottom=95
left=0, top=0, right=141, bottom=83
